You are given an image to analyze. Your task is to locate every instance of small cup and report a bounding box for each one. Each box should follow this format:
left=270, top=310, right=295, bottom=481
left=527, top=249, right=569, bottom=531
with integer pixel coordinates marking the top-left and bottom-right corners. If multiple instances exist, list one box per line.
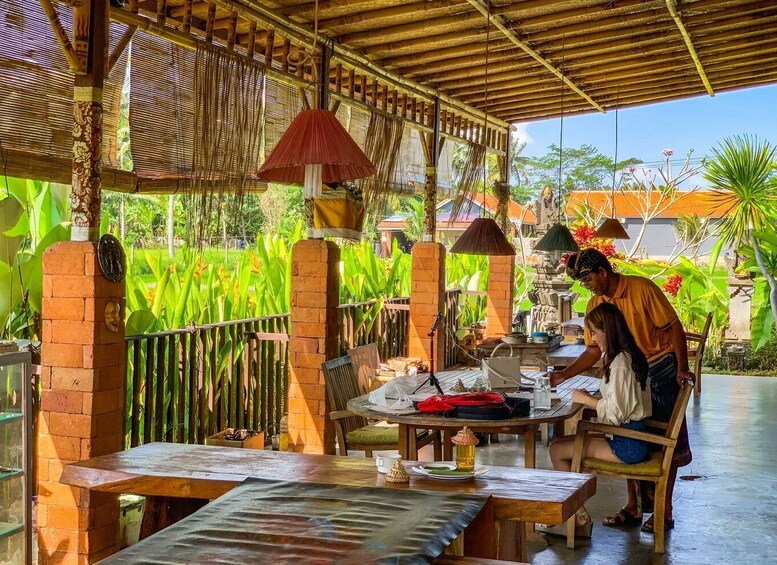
left=376, top=453, right=402, bottom=474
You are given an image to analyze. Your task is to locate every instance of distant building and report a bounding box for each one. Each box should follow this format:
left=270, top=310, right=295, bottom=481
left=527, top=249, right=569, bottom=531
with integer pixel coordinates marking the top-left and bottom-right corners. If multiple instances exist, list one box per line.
left=565, top=190, right=732, bottom=260
left=376, top=194, right=536, bottom=256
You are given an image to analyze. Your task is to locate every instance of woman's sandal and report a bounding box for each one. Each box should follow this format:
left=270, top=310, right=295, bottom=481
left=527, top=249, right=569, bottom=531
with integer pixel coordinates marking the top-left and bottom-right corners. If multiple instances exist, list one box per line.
left=602, top=508, right=643, bottom=528
left=640, top=514, right=675, bottom=533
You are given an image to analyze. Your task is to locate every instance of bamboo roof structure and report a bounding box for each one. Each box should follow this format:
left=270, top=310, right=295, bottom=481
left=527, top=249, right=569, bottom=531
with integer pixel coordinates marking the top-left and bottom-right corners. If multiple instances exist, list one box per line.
left=2, top=0, right=776, bottom=194
left=112, top=0, right=777, bottom=123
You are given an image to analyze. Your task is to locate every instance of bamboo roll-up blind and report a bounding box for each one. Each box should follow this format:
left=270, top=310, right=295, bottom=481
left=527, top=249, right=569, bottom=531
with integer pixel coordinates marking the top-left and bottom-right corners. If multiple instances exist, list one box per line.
left=264, top=77, right=302, bottom=160
left=129, top=32, right=196, bottom=182
left=0, top=1, right=127, bottom=170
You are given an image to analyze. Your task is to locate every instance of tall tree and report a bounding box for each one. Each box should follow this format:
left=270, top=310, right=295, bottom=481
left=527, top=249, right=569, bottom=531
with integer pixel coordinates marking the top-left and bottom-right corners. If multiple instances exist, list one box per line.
left=704, top=135, right=777, bottom=335
left=521, top=144, right=641, bottom=199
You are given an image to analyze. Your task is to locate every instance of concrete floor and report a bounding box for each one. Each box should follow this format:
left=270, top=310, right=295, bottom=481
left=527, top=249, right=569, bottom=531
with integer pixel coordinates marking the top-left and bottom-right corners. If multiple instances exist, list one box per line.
left=467, top=374, right=777, bottom=565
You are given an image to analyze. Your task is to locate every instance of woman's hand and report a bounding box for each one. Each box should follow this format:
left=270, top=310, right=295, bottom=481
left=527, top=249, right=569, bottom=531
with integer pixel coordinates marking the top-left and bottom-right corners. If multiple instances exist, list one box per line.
left=571, top=388, right=597, bottom=408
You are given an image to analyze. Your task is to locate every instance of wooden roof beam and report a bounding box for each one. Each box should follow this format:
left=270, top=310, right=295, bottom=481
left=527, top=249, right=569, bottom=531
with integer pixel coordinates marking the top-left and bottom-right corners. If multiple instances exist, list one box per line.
left=665, top=0, right=715, bottom=96
left=465, top=0, right=603, bottom=113
left=199, top=0, right=508, bottom=128
left=316, top=0, right=460, bottom=35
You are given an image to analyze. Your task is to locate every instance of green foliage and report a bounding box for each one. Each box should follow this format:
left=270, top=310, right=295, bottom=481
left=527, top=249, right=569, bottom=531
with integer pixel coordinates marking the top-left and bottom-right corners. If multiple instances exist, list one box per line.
left=0, top=178, right=72, bottom=338
left=446, top=253, right=488, bottom=327
left=340, top=238, right=410, bottom=303
left=401, top=197, right=425, bottom=244
left=704, top=135, right=777, bottom=348
left=520, top=144, right=641, bottom=198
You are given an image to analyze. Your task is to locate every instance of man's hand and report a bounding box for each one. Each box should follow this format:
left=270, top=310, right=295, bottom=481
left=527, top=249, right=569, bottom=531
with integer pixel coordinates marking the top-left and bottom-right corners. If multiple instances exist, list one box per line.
left=548, top=370, right=567, bottom=387
left=677, top=368, right=694, bottom=386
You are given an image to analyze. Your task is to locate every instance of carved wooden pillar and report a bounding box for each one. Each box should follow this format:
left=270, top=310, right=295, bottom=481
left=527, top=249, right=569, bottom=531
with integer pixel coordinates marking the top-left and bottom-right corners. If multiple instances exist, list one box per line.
left=421, top=99, right=441, bottom=241
left=70, top=0, right=108, bottom=242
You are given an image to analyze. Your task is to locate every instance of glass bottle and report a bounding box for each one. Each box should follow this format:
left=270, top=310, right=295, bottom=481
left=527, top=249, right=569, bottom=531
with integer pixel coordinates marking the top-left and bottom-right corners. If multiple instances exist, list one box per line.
left=451, top=427, right=479, bottom=472
left=534, top=373, right=552, bottom=411
left=278, top=414, right=289, bottom=452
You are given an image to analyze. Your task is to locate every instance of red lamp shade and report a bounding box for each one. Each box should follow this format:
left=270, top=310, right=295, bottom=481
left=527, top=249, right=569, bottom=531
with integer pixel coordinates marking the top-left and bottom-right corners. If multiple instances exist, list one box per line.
left=257, top=109, right=375, bottom=184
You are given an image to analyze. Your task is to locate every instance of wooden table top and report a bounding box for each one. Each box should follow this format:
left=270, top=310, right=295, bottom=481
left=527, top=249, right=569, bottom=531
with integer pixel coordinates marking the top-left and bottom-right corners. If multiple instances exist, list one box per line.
left=348, top=371, right=600, bottom=430
left=61, top=443, right=596, bottom=525
left=100, top=477, right=490, bottom=564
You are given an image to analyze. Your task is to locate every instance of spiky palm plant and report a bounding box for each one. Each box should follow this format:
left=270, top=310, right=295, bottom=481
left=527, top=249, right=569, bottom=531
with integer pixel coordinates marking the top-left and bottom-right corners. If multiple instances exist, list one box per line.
left=703, top=135, right=777, bottom=338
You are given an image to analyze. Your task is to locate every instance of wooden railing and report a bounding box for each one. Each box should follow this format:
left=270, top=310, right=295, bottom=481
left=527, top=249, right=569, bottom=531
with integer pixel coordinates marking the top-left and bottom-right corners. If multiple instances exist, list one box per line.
left=124, top=314, right=289, bottom=448
left=338, top=297, right=410, bottom=360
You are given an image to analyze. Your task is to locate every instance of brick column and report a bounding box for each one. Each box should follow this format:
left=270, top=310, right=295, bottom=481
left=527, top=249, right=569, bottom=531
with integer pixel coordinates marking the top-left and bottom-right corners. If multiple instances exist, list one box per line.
left=287, top=239, right=339, bottom=455
left=486, top=255, right=515, bottom=337
left=409, top=242, right=446, bottom=370
left=37, top=242, right=125, bottom=563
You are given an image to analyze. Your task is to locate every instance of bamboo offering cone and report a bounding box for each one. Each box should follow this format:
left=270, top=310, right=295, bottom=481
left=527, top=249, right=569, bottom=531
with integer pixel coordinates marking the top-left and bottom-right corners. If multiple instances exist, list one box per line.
left=385, top=459, right=410, bottom=483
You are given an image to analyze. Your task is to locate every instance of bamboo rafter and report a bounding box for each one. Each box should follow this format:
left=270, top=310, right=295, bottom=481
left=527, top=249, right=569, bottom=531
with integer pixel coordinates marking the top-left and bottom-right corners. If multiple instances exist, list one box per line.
left=665, top=0, right=715, bottom=96
left=39, top=0, right=83, bottom=73
left=464, top=0, right=604, bottom=113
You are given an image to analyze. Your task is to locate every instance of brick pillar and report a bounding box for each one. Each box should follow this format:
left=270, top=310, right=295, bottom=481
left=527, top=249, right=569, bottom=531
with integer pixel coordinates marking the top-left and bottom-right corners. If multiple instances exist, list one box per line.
left=37, top=242, right=125, bottom=564
left=409, top=242, right=446, bottom=370
left=486, top=255, right=515, bottom=337
left=288, top=239, right=339, bottom=455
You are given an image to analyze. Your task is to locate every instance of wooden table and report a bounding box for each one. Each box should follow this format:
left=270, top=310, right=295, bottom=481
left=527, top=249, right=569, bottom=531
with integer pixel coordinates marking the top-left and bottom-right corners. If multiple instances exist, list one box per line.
left=348, top=370, right=599, bottom=469
left=61, top=443, right=596, bottom=562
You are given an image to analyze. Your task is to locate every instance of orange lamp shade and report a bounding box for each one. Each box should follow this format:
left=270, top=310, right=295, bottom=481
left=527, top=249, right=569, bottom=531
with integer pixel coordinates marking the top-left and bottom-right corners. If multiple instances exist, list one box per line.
left=257, top=109, right=376, bottom=184
left=594, top=218, right=630, bottom=239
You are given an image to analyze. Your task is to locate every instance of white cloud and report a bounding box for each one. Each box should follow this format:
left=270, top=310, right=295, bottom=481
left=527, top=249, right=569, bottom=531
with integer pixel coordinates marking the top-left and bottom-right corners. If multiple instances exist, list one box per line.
left=512, top=123, right=533, bottom=149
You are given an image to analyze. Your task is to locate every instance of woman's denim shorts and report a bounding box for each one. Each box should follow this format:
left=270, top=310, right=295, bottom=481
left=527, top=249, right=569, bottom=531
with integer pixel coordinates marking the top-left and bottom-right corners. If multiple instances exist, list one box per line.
left=607, top=419, right=649, bottom=464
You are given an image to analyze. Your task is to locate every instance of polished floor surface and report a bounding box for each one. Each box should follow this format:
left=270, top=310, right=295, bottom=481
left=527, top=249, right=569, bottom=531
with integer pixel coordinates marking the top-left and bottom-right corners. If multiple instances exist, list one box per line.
left=468, top=374, right=777, bottom=564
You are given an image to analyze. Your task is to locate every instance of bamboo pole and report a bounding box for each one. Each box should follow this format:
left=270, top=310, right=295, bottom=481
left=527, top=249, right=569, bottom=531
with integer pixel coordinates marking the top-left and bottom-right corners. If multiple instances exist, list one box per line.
left=665, top=0, right=715, bottom=96
left=108, top=25, right=136, bottom=75
left=39, top=0, right=83, bottom=72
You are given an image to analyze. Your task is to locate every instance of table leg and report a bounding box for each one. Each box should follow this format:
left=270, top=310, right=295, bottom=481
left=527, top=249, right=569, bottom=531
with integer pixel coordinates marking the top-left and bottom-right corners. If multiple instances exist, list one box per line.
left=462, top=498, right=497, bottom=559
left=443, top=430, right=454, bottom=461
left=494, top=520, right=526, bottom=563
left=524, top=426, right=536, bottom=469
left=398, top=424, right=411, bottom=460
left=139, top=496, right=208, bottom=540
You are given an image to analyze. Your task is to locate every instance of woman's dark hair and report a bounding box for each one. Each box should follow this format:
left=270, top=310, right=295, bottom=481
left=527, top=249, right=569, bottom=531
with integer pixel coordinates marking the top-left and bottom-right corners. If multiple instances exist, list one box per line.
left=585, top=303, right=649, bottom=390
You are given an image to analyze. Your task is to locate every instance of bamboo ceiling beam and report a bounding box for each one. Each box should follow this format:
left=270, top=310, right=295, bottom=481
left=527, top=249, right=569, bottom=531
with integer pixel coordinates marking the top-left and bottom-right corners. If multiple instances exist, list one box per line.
left=282, top=0, right=408, bottom=19
left=316, top=0, right=457, bottom=35
left=338, top=13, right=479, bottom=49
left=200, top=0, right=508, bottom=129
left=39, top=0, right=83, bottom=73
left=665, top=0, right=715, bottom=96
left=107, top=24, right=136, bottom=74
left=475, top=0, right=601, bottom=112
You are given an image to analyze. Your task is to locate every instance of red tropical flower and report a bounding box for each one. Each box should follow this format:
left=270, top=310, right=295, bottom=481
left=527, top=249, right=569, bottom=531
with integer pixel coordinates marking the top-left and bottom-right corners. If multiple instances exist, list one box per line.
left=662, top=274, right=683, bottom=297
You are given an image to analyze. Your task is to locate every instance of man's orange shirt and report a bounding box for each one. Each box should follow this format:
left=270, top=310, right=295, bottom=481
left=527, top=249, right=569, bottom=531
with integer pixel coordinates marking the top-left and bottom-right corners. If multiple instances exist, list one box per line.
left=584, top=274, right=678, bottom=362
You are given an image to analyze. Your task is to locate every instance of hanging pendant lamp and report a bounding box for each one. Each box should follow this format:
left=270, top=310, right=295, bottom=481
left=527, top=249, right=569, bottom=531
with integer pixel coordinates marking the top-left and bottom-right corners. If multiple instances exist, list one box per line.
left=594, top=98, right=629, bottom=240
left=257, top=108, right=375, bottom=197
left=256, top=0, right=375, bottom=198
left=450, top=2, right=515, bottom=257
left=534, top=57, right=579, bottom=254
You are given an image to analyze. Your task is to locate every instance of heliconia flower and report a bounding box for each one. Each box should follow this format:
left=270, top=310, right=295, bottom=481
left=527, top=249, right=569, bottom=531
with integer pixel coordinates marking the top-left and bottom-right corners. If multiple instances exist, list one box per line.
left=661, top=148, right=674, bottom=157
left=662, top=274, right=683, bottom=297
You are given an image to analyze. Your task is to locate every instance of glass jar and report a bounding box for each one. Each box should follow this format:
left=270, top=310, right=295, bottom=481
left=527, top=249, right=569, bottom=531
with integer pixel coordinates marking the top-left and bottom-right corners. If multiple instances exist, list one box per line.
left=451, top=427, right=479, bottom=472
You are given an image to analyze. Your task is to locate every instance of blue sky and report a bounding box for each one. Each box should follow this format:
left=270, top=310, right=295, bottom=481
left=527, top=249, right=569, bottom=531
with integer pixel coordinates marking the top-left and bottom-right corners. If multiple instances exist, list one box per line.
left=513, top=83, right=777, bottom=185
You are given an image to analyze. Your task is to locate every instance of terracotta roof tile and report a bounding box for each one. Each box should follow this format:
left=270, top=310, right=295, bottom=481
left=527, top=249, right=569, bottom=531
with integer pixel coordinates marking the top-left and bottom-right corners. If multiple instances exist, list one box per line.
left=565, top=190, right=733, bottom=219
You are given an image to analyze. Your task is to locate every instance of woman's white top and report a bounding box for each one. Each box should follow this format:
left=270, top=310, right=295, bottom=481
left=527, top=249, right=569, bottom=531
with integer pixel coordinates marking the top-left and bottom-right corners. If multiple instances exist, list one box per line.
left=595, top=352, right=652, bottom=426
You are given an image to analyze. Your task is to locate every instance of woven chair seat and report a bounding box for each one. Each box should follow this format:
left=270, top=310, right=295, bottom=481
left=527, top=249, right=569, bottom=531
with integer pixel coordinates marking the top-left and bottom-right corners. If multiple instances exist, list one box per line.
left=583, top=449, right=663, bottom=477
left=347, top=425, right=428, bottom=445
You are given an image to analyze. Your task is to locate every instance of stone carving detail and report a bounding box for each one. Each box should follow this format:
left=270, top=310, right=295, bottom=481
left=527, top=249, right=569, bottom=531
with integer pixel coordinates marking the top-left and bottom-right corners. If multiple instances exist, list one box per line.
left=528, top=186, right=577, bottom=333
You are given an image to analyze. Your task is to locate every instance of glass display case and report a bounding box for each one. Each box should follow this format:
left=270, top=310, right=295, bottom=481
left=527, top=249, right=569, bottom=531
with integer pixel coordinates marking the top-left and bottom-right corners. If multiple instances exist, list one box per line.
left=0, top=351, right=32, bottom=564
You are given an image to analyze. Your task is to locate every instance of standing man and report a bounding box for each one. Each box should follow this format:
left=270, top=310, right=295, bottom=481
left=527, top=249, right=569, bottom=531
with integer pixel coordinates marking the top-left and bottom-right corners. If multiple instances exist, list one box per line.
left=549, top=248, right=693, bottom=533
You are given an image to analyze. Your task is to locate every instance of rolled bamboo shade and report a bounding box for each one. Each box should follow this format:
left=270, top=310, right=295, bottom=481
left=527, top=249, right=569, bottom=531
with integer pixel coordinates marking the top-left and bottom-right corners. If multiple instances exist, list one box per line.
left=0, top=1, right=126, bottom=170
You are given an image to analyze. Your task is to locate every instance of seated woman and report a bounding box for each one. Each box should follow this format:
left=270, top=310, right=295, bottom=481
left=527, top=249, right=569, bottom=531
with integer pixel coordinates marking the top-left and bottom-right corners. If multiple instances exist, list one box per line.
left=549, top=302, right=652, bottom=535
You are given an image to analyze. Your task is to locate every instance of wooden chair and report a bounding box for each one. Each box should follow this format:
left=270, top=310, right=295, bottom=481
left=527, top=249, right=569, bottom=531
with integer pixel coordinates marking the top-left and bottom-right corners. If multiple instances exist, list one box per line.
left=322, top=356, right=440, bottom=458
left=348, top=343, right=381, bottom=394
left=566, top=379, right=694, bottom=554
left=686, top=313, right=712, bottom=394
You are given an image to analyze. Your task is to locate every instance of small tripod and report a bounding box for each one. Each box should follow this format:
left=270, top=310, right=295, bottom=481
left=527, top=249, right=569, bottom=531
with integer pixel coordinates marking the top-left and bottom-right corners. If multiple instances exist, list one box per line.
left=414, top=313, right=445, bottom=395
